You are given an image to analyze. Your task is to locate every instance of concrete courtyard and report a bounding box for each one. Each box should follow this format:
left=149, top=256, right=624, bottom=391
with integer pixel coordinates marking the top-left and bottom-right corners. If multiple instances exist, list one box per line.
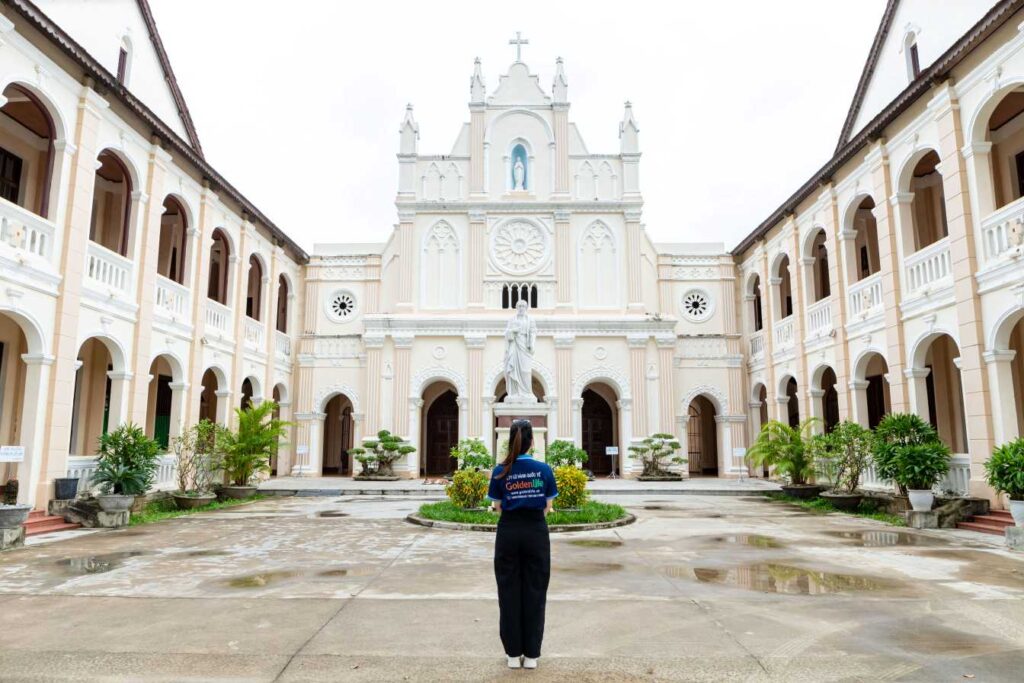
left=0, top=494, right=1022, bottom=681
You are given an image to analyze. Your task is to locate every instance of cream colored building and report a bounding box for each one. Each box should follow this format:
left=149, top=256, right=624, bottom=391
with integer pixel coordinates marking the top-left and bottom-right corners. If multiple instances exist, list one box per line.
left=1, top=0, right=1023, bottom=508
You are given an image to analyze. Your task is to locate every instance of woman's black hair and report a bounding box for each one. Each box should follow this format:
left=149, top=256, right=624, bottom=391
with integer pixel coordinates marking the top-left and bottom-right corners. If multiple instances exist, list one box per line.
left=496, top=419, right=533, bottom=479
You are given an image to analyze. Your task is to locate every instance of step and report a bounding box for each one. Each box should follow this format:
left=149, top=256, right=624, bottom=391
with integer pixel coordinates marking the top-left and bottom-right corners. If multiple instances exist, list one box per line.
left=956, top=520, right=1006, bottom=536
left=971, top=514, right=1015, bottom=529
left=23, top=511, right=81, bottom=537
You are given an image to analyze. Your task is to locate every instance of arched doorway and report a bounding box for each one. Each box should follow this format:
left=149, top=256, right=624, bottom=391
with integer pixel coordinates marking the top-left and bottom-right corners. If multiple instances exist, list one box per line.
left=0, top=314, right=30, bottom=488
left=819, top=367, right=840, bottom=433
left=855, top=352, right=891, bottom=428
left=918, top=334, right=967, bottom=453
left=322, top=394, right=353, bottom=476
left=70, top=338, right=115, bottom=456
left=752, top=383, right=769, bottom=477
left=207, top=229, right=231, bottom=305
left=0, top=83, right=57, bottom=218
left=775, top=255, right=793, bottom=318
left=784, top=377, right=800, bottom=427
left=199, top=368, right=220, bottom=423
left=687, top=396, right=718, bottom=476
left=89, top=150, right=133, bottom=257
left=581, top=385, right=617, bottom=476
left=423, top=385, right=459, bottom=476
left=240, top=378, right=254, bottom=410
left=145, top=355, right=177, bottom=450
left=156, top=196, right=188, bottom=284
left=271, top=384, right=284, bottom=476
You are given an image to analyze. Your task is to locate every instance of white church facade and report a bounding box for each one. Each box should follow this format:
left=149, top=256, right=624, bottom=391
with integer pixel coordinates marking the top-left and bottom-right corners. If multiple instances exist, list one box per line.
left=1, top=0, right=1024, bottom=507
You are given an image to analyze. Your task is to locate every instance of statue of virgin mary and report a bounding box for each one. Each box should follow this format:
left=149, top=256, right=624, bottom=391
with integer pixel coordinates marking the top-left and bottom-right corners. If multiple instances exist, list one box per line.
left=503, top=300, right=537, bottom=403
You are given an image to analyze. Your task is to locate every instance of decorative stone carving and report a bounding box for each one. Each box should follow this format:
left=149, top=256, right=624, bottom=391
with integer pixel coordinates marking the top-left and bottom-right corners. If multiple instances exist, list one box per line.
left=681, top=384, right=729, bottom=414
left=680, top=288, right=714, bottom=322
left=313, top=384, right=362, bottom=413
left=491, top=219, right=549, bottom=275
left=325, top=290, right=357, bottom=321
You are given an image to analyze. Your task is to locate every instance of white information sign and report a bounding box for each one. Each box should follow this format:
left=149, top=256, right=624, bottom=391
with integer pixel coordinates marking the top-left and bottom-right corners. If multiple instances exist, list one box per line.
left=0, top=446, right=25, bottom=463
left=605, top=446, right=619, bottom=456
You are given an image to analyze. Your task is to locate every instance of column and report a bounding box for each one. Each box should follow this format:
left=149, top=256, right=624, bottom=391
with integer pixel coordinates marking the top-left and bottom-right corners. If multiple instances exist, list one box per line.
left=168, top=381, right=189, bottom=440
left=264, top=245, right=281, bottom=398
left=656, top=335, right=675, bottom=433
left=821, top=184, right=852, bottom=421
left=627, top=334, right=648, bottom=437
left=465, top=333, right=485, bottom=436
left=553, top=102, right=570, bottom=196
left=482, top=397, right=495, bottom=451
left=904, top=368, right=931, bottom=423
left=276, top=399, right=293, bottom=475
left=469, top=106, right=485, bottom=197
left=785, top=218, right=809, bottom=419
left=406, top=397, right=423, bottom=476
left=229, top=221, right=252, bottom=419
left=392, top=334, right=414, bottom=438
left=675, top=413, right=690, bottom=479
left=185, top=182, right=216, bottom=426
left=16, top=354, right=54, bottom=507
left=571, top=397, right=583, bottom=447
left=364, top=335, right=384, bottom=435
left=617, top=398, right=634, bottom=475
left=456, top=397, right=470, bottom=440
left=291, top=412, right=317, bottom=475
left=467, top=211, right=485, bottom=309
left=625, top=209, right=643, bottom=311
left=984, top=350, right=1019, bottom=444
left=806, top=388, right=825, bottom=434
left=554, top=211, right=572, bottom=308
left=215, top=389, right=232, bottom=425
left=554, top=333, right=574, bottom=439
left=757, top=244, right=779, bottom=423
left=396, top=212, right=415, bottom=312
left=848, top=379, right=870, bottom=427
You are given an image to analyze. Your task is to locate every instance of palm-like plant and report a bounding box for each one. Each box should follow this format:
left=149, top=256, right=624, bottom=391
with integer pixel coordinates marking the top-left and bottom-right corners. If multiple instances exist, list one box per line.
left=872, top=413, right=942, bottom=495
left=746, top=419, right=818, bottom=486
left=93, top=423, right=162, bottom=495
left=218, top=401, right=290, bottom=486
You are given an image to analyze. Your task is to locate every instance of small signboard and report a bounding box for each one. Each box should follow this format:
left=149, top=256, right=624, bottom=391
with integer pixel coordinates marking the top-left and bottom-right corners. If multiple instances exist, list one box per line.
left=0, top=446, right=25, bottom=463
left=295, top=445, right=309, bottom=455
left=605, top=446, right=619, bottom=456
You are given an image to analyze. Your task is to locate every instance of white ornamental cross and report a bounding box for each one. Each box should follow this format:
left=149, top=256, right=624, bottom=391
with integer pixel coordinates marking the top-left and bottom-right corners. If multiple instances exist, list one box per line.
left=509, top=31, right=529, bottom=62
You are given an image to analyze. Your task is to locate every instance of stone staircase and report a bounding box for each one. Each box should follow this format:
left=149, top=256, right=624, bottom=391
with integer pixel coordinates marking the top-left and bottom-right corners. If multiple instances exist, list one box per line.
left=23, top=509, right=81, bottom=537
left=956, top=509, right=1014, bottom=536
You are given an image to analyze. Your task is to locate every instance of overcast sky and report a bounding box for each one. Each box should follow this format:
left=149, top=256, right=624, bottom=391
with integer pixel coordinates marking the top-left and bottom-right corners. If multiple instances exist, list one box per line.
left=150, top=0, right=887, bottom=252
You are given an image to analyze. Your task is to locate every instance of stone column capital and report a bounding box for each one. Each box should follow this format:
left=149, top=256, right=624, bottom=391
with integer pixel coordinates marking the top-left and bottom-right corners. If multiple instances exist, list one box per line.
left=983, top=349, right=1017, bottom=364
left=904, top=367, right=930, bottom=379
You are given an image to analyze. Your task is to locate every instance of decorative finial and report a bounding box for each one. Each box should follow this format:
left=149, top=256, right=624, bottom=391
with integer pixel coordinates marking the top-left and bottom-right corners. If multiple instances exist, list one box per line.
left=509, top=31, right=529, bottom=62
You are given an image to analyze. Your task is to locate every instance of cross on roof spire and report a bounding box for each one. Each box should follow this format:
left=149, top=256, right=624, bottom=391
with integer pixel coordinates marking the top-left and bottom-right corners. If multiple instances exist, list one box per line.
left=509, top=31, right=529, bottom=62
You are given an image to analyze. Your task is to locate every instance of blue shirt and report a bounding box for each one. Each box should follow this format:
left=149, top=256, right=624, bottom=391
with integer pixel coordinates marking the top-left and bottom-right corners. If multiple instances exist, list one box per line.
left=487, top=455, right=558, bottom=511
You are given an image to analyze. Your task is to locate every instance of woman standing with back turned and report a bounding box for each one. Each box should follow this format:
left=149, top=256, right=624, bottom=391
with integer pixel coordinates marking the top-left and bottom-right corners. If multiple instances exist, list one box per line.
left=487, top=419, right=558, bottom=670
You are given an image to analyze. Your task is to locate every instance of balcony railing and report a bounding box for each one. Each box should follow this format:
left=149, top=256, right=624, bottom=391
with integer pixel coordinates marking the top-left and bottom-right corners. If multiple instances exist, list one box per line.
left=748, top=332, right=764, bottom=360
left=0, top=198, right=55, bottom=261
left=904, top=237, right=951, bottom=297
left=847, top=272, right=883, bottom=318
left=805, top=298, right=833, bottom=339
left=980, top=196, right=1024, bottom=263
left=861, top=453, right=970, bottom=496
left=275, top=330, right=292, bottom=358
left=205, top=299, right=231, bottom=336
left=154, top=275, right=191, bottom=320
left=773, top=317, right=794, bottom=352
left=85, top=241, right=133, bottom=297
left=244, top=317, right=265, bottom=350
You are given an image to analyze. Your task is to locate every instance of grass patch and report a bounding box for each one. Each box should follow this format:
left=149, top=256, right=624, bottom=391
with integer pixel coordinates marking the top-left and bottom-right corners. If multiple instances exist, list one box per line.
left=417, top=500, right=627, bottom=526
left=130, top=495, right=266, bottom=526
left=765, top=492, right=905, bottom=526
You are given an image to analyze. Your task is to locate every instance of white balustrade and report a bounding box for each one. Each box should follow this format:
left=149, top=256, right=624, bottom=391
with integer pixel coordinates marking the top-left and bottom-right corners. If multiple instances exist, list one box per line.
left=773, top=317, right=794, bottom=351
left=903, top=238, right=951, bottom=297
left=244, top=317, right=265, bottom=350
left=980, top=197, right=1024, bottom=262
left=805, top=299, right=833, bottom=338
left=67, top=454, right=178, bottom=494
left=939, top=455, right=971, bottom=496
left=205, top=300, right=231, bottom=335
left=749, top=332, right=764, bottom=359
left=275, top=330, right=292, bottom=358
left=0, top=198, right=55, bottom=261
left=85, top=241, right=133, bottom=296
left=847, top=272, right=883, bottom=318
left=154, top=275, right=191, bottom=319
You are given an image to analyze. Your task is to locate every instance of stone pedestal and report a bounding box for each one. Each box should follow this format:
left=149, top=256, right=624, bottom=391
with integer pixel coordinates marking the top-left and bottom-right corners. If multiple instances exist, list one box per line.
left=906, top=510, right=939, bottom=529
left=1007, top=526, right=1024, bottom=551
left=54, top=498, right=130, bottom=528
left=1, top=526, right=25, bottom=551
left=493, top=402, right=549, bottom=460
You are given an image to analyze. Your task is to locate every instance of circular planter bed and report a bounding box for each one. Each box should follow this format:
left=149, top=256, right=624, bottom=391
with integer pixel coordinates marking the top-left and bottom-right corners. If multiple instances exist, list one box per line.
left=220, top=486, right=258, bottom=500
left=820, top=491, right=863, bottom=511
left=173, top=493, right=217, bottom=510
left=97, top=494, right=135, bottom=512
left=0, top=504, right=31, bottom=529
left=781, top=484, right=824, bottom=500
left=638, top=475, right=683, bottom=482
left=408, top=501, right=635, bottom=533
left=354, top=475, right=401, bottom=482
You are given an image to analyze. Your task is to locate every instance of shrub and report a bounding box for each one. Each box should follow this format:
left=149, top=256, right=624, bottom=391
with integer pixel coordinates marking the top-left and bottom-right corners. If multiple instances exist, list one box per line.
left=889, top=442, right=951, bottom=491
left=358, top=430, right=416, bottom=477
left=94, top=423, right=162, bottom=495
left=450, top=438, right=492, bottom=470
left=546, top=440, right=588, bottom=468
left=984, top=438, right=1024, bottom=500
left=746, top=419, right=817, bottom=485
left=628, top=433, right=685, bottom=477
left=553, top=465, right=589, bottom=509
left=172, top=420, right=223, bottom=494
left=446, top=469, right=489, bottom=508
left=873, top=413, right=945, bottom=495
left=218, top=401, right=290, bottom=486
left=812, top=421, right=873, bottom=493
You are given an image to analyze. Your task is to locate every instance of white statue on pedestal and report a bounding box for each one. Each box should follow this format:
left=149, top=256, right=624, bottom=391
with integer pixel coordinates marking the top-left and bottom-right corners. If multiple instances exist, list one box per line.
left=503, top=300, right=537, bottom=403
left=512, top=158, right=526, bottom=191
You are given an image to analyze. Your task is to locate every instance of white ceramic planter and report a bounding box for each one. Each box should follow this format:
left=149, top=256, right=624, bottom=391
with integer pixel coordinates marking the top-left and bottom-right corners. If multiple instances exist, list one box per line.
left=907, top=489, right=935, bottom=512
left=1010, top=499, right=1024, bottom=527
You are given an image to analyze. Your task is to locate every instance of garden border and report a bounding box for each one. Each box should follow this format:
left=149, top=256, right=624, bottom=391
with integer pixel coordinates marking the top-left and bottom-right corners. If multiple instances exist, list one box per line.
left=405, top=512, right=637, bottom=533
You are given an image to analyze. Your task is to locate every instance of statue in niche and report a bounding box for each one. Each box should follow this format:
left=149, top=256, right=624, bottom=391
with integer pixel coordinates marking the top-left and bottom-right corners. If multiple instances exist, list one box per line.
left=513, top=158, right=526, bottom=191
left=503, top=300, right=537, bottom=403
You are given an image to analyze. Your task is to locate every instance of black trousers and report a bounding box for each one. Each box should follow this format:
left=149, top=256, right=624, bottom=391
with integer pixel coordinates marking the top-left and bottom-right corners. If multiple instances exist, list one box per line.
left=494, top=509, right=551, bottom=658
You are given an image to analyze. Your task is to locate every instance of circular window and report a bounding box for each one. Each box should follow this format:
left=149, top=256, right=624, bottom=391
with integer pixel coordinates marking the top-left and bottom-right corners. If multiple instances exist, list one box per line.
left=680, top=289, right=714, bottom=322
left=325, top=290, right=357, bottom=322
left=490, top=219, right=549, bottom=275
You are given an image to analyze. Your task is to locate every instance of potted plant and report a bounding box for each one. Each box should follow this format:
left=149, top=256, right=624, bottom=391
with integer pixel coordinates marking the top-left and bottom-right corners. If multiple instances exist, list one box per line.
left=552, top=465, right=589, bottom=511
left=890, top=443, right=951, bottom=511
left=171, top=420, right=222, bottom=510
left=546, top=440, right=589, bottom=469
left=984, top=437, right=1024, bottom=526
left=92, top=423, right=162, bottom=512
left=218, top=401, right=289, bottom=499
left=872, top=413, right=940, bottom=498
left=445, top=469, right=489, bottom=510
left=354, top=430, right=415, bottom=480
left=746, top=419, right=821, bottom=498
left=450, top=438, right=492, bottom=472
left=53, top=476, right=79, bottom=501
left=629, top=433, right=686, bottom=481
left=813, top=421, right=873, bottom=510
left=0, top=501, right=31, bottom=530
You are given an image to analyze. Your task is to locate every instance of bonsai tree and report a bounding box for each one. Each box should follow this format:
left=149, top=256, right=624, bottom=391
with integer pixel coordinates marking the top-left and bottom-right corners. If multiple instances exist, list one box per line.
left=450, top=438, right=492, bottom=471
left=445, top=469, right=489, bottom=508
left=553, top=465, right=589, bottom=509
left=172, top=420, right=223, bottom=495
left=358, top=430, right=415, bottom=478
left=546, top=440, right=589, bottom=469
left=812, top=421, right=874, bottom=493
left=746, top=419, right=818, bottom=486
left=629, top=433, right=685, bottom=478
left=218, top=401, right=290, bottom=487
left=93, top=423, right=162, bottom=496
left=873, top=413, right=944, bottom=495
left=985, top=438, right=1024, bottom=502
left=348, top=447, right=373, bottom=476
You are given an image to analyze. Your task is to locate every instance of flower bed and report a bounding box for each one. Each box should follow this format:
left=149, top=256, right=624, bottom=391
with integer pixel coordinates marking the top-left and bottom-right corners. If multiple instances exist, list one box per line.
left=410, top=500, right=633, bottom=532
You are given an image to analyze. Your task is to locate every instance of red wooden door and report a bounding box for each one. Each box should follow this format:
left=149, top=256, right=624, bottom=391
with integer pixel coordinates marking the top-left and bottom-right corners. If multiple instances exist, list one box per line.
left=425, top=391, right=459, bottom=476
left=581, top=389, right=613, bottom=476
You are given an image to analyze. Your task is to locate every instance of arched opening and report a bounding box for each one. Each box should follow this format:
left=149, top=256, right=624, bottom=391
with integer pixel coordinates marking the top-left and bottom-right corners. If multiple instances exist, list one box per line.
left=581, top=384, right=618, bottom=477
left=510, top=142, right=528, bottom=191
left=687, top=396, right=718, bottom=476
left=857, top=352, right=891, bottom=429
left=785, top=377, right=799, bottom=428
left=322, top=394, right=354, bottom=476
left=156, top=196, right=188, bottom=284
left=494, top=375, right=545, bottom=404
left=752, top=383, right=769, bottom=477
left=807, top=229, right=831, bottom=302
left=199, top=369, right=220, bottom=424
left=850, top=197, right=881, bottom=281
left=145, top=356, right=176, bottom=450
left=775, top=255, right=793, bottom=318
left=819, top=367, right=840, bottom=433
left=422, top=383, right=459, bottom=476
left=1005, top=316, right=1024, bottom=437
left=907, top=151, right=948, bottom=252
left=206, top=229, right=230, bottom=305
left=275, top=275, right=289, bottom=333
left=0, top=83, right=56, bottom=218
left=750, top=274, right=764, bottom=332
left=270, top=385, right=284, bottom=475
left=70, top=338, right=114, bottom=456
left=919, top=334, right=967, bottom=453
left=246, top=255, right=263, bottom=320
left=904, top=31, right=921, bottom=81
left=240, top=378, right=254, bottom=410
left=983, top=86, right=1024, bottom=210
left=89, top=150, right=132, bottom=256
left=0, top=314, right=30, bottom=489
left=502, top=282, right=538, bottom=310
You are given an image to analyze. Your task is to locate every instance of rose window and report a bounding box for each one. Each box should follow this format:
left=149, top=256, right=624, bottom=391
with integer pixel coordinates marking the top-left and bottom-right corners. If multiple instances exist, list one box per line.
left=326, top=290, right=357, bottom=321
left=681, top=289, right=713, bottom=322
left=491, top=220, right=548, bottom=275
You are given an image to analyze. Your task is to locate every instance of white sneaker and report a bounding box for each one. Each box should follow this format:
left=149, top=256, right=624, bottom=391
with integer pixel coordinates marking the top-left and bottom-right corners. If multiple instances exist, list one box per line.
left=507, top=656, right=522, bottom=669
left=523, top=657, right=538, bottom=669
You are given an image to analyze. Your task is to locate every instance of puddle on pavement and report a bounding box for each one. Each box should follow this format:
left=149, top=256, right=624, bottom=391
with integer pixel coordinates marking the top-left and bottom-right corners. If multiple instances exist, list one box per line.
left=558, top=562, right=624, bottom=574
left=224, top=571, right=297, bottom=588
left=916, top=549, right=1024, bottom=588
left=55, top=551, right=148, bottom=575
left=176, top=549, right=229, bottom=558
left=825, top=530, right=945, bottom=547
left=317, top=511, right=349, bottom=518
left=566, top=539, right=622, bottom=548
left=893, top=624, right=1001, bottom=656
left=685, top=563, right=896, bottom=594
left=707, top=534, right=784, bottom=549
left=317, top=566, right=376, bottom=578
